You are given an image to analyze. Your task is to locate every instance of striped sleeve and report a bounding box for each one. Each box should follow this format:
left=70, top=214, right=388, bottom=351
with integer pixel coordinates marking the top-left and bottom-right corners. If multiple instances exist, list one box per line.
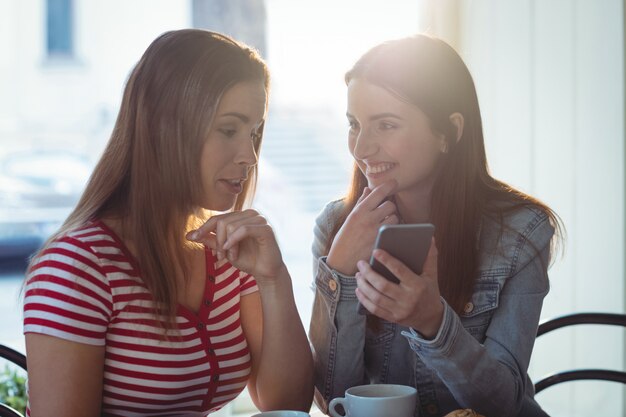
left=239, top=272, right=258, bottom=296
left=23, top=236, right=113, bottom=346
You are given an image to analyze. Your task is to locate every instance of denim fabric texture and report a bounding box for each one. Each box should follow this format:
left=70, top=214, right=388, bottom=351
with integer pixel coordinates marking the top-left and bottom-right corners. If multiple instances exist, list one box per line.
left=309, top=199, right=554, bottom=417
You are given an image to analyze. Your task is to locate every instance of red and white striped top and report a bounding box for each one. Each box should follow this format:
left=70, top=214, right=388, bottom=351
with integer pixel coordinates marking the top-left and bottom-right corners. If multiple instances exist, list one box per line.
left=23, top=221, right=258, bottom=416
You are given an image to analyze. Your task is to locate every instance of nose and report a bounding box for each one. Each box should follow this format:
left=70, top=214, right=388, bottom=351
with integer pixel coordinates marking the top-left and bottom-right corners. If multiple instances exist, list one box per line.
left=235, top=137, right=258, bottom=167
left=351, top=127, right=378, bottom=160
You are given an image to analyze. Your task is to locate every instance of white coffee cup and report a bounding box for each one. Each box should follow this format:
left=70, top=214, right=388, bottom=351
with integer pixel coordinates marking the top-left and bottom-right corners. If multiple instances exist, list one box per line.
left=251, top=411, right=310, bottom=417
left=328, top=384, right=417, bottom=417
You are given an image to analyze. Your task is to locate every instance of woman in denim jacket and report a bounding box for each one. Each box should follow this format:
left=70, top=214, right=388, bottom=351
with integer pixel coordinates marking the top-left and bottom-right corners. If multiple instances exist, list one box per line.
left=309, top=34, right=562, bottom=417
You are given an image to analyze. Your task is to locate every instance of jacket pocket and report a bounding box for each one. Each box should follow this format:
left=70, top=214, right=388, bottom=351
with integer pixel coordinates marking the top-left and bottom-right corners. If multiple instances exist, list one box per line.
left=460, top=279, right=501, bottom=341
left=365, top=319, right=396, bottom=345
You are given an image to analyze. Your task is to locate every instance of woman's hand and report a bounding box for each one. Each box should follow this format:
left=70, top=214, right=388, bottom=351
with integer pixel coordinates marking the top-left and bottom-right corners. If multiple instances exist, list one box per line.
left=187, top=209, right=285, bottom=283
left=326, top=180, right=398, bottom=275
left=354, top=238, right=444, bottom=338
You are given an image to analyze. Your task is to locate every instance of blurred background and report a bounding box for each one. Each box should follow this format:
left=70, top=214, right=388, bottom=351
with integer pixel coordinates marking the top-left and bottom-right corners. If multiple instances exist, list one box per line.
left=0, top=0, right=623, bottom=416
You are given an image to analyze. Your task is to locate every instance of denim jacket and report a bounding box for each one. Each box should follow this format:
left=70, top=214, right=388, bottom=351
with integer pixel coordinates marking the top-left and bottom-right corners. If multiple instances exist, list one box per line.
left=309, top=199, right=554, bottom=417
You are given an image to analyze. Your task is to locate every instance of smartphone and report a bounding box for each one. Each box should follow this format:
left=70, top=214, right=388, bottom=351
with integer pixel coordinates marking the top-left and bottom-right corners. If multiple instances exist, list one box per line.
left=357, top=223, right=435, bottom=314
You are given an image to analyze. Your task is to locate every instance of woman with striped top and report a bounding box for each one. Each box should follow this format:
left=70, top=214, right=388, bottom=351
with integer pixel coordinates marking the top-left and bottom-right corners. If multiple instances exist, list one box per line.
left=23, top=29, right=313, bottom=417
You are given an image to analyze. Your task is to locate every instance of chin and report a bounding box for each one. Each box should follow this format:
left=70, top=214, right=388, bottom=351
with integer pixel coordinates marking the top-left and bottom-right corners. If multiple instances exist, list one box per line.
left=202, top=199, right=236, bottom=212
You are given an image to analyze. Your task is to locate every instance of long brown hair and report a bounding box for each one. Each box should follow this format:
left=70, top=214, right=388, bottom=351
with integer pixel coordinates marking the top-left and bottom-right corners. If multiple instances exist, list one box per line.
left=27, top=29, right=270, bottom=325
left=328, top=34, right=562, bottom=313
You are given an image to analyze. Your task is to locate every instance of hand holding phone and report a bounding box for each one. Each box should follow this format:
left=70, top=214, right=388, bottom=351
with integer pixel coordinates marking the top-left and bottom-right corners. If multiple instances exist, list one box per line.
left=357, top=223, right=435, bottom=314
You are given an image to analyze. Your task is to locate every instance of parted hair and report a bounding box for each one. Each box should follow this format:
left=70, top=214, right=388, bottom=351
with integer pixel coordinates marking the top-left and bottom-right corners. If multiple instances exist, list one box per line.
left=28, top=29, right=270, bottom=325
left=327, top=34, right=562, bottom=313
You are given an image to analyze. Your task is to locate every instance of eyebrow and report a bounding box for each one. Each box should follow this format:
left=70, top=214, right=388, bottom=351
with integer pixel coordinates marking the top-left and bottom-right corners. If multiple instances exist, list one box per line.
left=219, top=112, right=250, bottom=123
left=346, top=112, right=403, bottom=121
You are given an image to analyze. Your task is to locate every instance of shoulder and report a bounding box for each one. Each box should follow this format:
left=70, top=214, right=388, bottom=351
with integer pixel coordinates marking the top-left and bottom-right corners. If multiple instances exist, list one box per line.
left=24, top=222, right=115, bottom=339
left=27, top=222, right=118, bottom=289
left=484, top=202, right=553, bottom=239
left=479, top=202, right=555, bottom=273
left=315, top=199, right=347, bottom=230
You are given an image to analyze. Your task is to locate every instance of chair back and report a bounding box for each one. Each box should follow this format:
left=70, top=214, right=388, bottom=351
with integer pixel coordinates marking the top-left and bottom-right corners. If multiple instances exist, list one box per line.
left=0, top=346, right=26, bottom=373
left=0, top=344, right=26, bottom=417
left=534, top=312, right=626, bottom=393
left=0, top=403, right=23, bottom=417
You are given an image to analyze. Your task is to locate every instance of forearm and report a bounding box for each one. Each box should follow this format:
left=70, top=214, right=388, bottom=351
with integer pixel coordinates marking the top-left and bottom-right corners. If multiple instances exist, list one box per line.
left=254, top=268, right=313, bottom=411
left=405, top=304, right=523, bottom=415
left=405, top=289, right=545, bottom=416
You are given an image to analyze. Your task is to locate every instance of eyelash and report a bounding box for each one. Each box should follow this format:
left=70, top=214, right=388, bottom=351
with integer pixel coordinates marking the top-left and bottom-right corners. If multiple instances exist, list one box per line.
left=219, top=128, right=237, bottom=138
left=379, top=122, right=396, bottom=130
left=347, top=121, right=397, bottom=132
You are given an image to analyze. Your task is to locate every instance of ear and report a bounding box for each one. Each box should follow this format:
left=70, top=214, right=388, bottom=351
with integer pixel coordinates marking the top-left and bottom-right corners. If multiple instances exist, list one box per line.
left=449, top=112, right=464, bottom=143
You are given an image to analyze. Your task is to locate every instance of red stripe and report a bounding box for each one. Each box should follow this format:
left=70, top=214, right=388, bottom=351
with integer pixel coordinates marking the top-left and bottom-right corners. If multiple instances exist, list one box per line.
left=207, top=303, right=240, bottom=325
left=215, top=262, right=235, bottom=276
left=104, top=364, right=211, bottom=382
left=219, top=361, right=252, bottom=375
left=107, top=351, right=209, bottom=368
left=104, top=389, right=206, bottom=405
left=218, top=374, right=249, bottom=386
left=24, top=317, right=104, bottom=339
left=241, top=278, right=257, bottom=293
left=102, top=403, right=199, bottom=415
left=214, top=271, right=239, bottom=291
left=215, top=345, right=249, bottom=362
left=107, top=339, right=202, bottom=355
left=107, top=327, right=198, bottom=342
left=211, top=333, right=246, bottom=350
left=105, top=377, right=210, bottom=395
left=207, top=317, right=241, bottom=338
left=25, top=302, right=107, bottom=326
left=210, top=286, right=240, bottom=311
left=24, top=287, right=110, bottom=319
left=29, top=260, right=112, bottom=307
left=38, top=241, right=105, bottom=278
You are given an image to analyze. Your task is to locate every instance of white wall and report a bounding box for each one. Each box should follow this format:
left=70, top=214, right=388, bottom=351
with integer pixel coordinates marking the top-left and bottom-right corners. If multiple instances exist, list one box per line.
left=451, top=1, right=624, bottom=416
left=0, top=0, right=190, bottom=156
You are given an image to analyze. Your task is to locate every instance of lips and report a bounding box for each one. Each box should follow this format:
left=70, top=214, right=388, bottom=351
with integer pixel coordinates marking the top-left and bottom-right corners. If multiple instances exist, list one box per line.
left=219, top=177, right=247, bottom=194
left=224, top=178, right=246, bottom=186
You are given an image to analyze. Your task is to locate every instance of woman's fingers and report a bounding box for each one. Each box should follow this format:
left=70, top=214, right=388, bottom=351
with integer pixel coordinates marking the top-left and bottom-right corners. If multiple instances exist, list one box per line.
left=355, top=260, right=405, bottom=310
left=374, top=200, right=397, bottom=219
left=215, top=217, right=228, bottom=260
left=188, top=209, right=258, bottom=238
left=187, top=210, right=261, bottom=259
left=356, top=180, right=397, bottom=212
left=381, top=214, right=400, bottom=225
left=223, top=214, right=268, bottom=245
left=355, top=281, right=394, bottom=319
left=357, top=244, right=443, bottom=330
left=356, top=186, right=371, bottom=204
left=189, top=232, right=218, bottom=250
left=223, top=223, right=273, bottom=251
left=367, top=250, right=416, bottom=287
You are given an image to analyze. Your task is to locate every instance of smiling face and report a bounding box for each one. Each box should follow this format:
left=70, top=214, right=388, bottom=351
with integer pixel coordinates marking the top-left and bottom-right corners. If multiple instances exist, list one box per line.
left=199, top=81, right=267, bottom=211
left=347, top=78, right=446, bottom=199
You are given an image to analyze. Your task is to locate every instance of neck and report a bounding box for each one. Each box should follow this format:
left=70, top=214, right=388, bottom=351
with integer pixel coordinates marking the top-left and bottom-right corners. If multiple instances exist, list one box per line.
left=394, top=187, right=432, bottom=224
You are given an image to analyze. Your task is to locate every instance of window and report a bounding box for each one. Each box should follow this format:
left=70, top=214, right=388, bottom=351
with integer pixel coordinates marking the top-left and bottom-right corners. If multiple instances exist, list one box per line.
left=46, top=0, right=74, bottom=58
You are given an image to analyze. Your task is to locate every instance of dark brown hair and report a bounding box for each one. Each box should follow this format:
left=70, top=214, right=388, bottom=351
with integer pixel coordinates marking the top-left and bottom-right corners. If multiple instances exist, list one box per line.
left=329, top=34, right=562, bottom=313
left=28, top=29, right=270, bottom=325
